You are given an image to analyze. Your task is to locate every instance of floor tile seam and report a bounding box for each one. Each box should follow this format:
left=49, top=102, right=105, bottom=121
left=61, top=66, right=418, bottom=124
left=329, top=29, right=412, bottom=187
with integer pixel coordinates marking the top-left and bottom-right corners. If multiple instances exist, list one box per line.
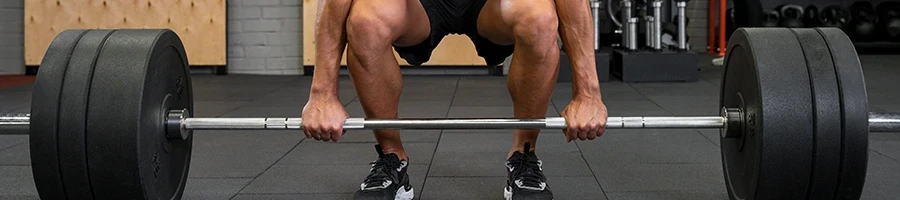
left=234, top=192, right=354, bottom=195
left=228, top=86, right=291, bottom=108
left=575, top=140, right=612, bottom=200
left=186, top=177, right=256, bottom=179
left=419, top=77, right=460, bottom=196
left=603, top=189, right=728, bottom=193
left=871, top=149, right=900, bottom=164
left=432, top=151, right=582, bottom=153
left=230, top=138, right=305, bottom=199
left=265, top=163, right=432, bottom=166
left=0, top=142, right=26, bottom=152
left=586, top=161, right=723, bottom=165
left=694, top=130, right=721, bottom=148
left=298, top=141, right=438, bottom=144
left=419, top=77, right=459, bottom=197
left=425, top=175, right=597, bottom=178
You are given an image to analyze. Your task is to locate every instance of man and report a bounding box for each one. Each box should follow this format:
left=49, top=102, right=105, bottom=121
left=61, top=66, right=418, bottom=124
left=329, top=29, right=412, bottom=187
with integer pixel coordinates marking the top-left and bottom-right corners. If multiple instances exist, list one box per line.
left=302, top=0, right=608, bottom=199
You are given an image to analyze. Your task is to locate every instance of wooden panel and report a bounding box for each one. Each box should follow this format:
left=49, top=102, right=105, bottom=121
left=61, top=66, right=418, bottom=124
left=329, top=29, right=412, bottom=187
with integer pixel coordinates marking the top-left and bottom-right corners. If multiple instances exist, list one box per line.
left=25, top=0, right=226, bottom=66
left=302, top=0, right=483, bottom=66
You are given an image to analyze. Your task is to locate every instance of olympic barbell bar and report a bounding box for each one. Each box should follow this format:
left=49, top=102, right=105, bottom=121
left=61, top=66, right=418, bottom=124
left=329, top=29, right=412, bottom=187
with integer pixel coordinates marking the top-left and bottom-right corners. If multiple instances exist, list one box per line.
left=4, top=109, right=900, bottom=132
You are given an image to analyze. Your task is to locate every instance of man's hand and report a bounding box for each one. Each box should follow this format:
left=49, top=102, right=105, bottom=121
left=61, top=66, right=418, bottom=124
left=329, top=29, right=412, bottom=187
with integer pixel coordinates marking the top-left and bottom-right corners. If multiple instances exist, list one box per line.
left=302, top=96, right=349, bottom=142
left=561, top=94, right=608, bottom=142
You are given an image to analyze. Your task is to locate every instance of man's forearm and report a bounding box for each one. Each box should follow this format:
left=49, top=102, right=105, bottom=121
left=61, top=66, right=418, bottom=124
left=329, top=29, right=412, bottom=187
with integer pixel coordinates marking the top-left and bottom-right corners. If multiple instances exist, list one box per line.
left=311, top=0, right=352, bottom=97
left=556, top=0, right=601, bottom=97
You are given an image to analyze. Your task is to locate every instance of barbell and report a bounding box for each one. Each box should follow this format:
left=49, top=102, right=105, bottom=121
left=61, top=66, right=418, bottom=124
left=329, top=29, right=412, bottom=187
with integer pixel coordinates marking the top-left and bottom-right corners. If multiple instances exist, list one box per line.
left=0, top=28, right=897, bottom=200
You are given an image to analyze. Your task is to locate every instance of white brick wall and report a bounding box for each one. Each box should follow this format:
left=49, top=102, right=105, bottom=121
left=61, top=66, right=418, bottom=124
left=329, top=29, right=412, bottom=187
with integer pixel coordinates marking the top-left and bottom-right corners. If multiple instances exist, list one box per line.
left=227, top=0, right=303, bottom=75
left=0, top=0, right=24, bottom=75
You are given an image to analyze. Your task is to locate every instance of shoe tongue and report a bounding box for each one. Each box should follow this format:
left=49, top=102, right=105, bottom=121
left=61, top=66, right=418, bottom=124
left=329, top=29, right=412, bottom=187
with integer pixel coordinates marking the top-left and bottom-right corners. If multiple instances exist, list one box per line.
left=374, top=145, right=385, bottom=156
left=383, top=153, right=399, bottom=161
left=524, top=142, right=532, bottom=154
left=510, top=151, right=526, bottom=159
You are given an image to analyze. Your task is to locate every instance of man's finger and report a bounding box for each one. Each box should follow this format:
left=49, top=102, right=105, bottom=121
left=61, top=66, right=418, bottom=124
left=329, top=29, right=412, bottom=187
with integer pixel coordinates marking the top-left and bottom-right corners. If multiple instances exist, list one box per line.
left=303, top=128, right=312, bottom=139
left=578, top=127, right=588, bottom=140
left=587, top=129, right=598, bottom=140
left=569, top=122, right=583, bottom=142
left=589, top=122, right=602, bottom=140
left=321, top=129, right=332, bottom=142
left=332, top=125, right=343, bottom=142
left=312, top=126, right=323, bottom=140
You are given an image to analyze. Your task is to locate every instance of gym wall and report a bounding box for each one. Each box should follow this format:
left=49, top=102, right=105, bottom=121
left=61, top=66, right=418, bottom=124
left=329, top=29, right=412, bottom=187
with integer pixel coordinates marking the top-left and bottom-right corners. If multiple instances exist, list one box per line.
left=227, top=0, right=303, bottom=75
left=0, top=0, right=720, bottom=75
left=0, top=0, right=24, bottom=75
left=0, top=0, right=302, bottom=75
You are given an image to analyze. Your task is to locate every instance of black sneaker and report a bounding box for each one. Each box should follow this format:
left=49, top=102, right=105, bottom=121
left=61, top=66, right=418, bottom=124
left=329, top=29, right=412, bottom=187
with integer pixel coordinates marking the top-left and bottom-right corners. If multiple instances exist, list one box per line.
left=354, top=145, right=414, bottom=200
left=504, top=142, right=553, bottom=200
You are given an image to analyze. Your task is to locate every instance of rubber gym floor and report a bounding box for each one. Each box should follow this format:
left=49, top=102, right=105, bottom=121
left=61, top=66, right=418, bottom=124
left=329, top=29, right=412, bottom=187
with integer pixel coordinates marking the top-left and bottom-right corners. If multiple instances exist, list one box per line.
left=1, top=55, right=898, bottom=199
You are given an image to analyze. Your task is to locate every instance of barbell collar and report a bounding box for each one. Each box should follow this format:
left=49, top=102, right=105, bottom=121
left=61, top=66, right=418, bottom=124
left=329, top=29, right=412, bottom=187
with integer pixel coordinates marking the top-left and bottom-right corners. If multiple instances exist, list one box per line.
left=166, top=109, right=191, bottom=140
left=721, top=107, right=743, bottom=138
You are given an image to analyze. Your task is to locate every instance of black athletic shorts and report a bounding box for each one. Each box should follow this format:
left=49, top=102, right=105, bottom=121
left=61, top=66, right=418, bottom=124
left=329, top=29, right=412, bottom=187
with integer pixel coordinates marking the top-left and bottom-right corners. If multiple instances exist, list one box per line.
left=393, top=0, right=515, bottom=66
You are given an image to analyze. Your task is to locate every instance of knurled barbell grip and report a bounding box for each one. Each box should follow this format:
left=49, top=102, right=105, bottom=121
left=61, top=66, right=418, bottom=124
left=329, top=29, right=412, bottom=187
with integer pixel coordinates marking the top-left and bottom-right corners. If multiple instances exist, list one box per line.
left=176, top=116, right=727, bottom=130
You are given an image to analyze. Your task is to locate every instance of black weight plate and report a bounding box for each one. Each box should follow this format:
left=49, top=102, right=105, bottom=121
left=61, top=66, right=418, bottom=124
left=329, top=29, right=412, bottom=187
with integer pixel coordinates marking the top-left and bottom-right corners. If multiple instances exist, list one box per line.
left=720, top=28, right=815, bottom=200
left=86, top=29, right=193, bottom=199
left=57, top=29, right=116, bottom=199
left=791, top=28, right=843, bottom=199
left=29, top=29, right=88, bottom=199
left=816, top=27, right=869, bottom=200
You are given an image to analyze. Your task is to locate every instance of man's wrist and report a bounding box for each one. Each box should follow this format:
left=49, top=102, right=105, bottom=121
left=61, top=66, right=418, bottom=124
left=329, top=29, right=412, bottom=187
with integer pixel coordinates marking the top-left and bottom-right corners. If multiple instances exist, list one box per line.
left=310, top=85, right=338, bottom=97
left=572, top=78, right=601, bottom=97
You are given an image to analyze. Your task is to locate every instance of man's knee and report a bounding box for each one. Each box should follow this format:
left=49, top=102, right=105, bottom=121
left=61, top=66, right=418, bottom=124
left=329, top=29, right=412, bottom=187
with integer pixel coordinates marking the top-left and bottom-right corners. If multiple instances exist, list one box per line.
left=346, top=14, right=394, bottom=47
left=511, top=7, right=559, bottom=46
left=346, top=4, right=406, bottom=48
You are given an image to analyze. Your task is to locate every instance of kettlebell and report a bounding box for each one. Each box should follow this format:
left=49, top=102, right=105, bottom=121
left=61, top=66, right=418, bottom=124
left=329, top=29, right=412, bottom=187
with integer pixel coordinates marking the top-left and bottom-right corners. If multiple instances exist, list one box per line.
left=778, top=4, right=805, bottom=28
left=850, top=1, right=878, bottom=41
left=763, top=10, right=781, bottom=27
left=821, top=5, right=849, bottom=30
left=877, top=1, right=900, bottom=40
left=805, top=5, right=822, bottom=27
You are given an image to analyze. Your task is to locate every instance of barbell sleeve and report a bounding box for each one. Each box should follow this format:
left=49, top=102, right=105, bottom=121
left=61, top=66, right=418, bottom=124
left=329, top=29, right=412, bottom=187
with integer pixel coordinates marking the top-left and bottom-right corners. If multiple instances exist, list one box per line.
left=0, top=113, right=29, bottom=134
left=868, top=112, right=900, bottom=132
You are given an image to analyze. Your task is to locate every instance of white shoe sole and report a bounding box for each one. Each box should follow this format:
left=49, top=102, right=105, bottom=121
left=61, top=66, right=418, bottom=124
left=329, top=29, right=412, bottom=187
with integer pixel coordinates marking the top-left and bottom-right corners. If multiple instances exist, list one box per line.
left=504, top=186, right=513, bottom=200
left=395, top=186, right=414, bottom=200
left=504, top=186, right=554, bottom=200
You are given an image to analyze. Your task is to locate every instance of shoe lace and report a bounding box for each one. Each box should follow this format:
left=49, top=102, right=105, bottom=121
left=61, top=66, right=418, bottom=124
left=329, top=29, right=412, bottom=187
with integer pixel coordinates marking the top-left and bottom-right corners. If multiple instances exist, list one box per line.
left=509, top=144, right=545, bottom=189
left=363, top=156, right=401, bottom=188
